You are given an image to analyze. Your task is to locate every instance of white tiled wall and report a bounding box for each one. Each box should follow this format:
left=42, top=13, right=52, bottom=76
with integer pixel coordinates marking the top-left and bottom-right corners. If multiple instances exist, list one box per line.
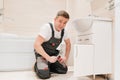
left=3, top=0, right=66, bottom=36
left=91, top=0, right=114, bottom=19
left=115, top=0, right=120, bottom=79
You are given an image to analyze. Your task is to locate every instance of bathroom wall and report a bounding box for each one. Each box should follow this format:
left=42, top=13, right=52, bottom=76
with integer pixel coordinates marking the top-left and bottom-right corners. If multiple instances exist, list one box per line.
left=66, top=0, right=91, bottom=19
left=91, top=0, right=115, bottom=19
left=0, top=0, right=4, bottom=32
left=3, top=0, right=66, bottom=36
left=115, top=0, right=120, bottom=79
left=3, top=0, right=91, bottom=36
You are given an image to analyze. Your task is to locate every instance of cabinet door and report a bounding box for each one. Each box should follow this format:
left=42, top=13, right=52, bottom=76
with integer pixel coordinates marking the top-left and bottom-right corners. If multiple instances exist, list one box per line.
left=92, top=20, right=112, bottom=74
left=74, top=44, right=94, bottom=77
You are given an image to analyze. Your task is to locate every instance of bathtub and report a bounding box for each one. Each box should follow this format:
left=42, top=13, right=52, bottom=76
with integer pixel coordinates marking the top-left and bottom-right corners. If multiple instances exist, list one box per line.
left=0, top=33, right=36, bottom=71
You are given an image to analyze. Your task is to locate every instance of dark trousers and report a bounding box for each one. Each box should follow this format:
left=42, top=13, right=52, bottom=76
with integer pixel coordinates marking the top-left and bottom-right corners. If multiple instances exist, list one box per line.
left=34, top=56, right=68, bottom=79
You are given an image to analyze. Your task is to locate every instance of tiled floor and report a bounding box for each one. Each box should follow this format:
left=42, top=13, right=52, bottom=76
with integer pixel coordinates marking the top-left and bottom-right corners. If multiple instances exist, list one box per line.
left=0, top=66, right=111, bottom=80
left=0, top=70, right=108, bottom=80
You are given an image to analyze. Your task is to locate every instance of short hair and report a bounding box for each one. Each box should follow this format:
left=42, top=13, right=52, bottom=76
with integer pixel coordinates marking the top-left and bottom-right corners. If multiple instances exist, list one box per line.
left=56, top=10, right=70, bottom=19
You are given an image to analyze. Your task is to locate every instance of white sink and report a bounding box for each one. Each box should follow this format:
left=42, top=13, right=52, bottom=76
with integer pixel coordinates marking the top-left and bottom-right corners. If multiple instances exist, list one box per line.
left=73, top=18, right=93, bottom=33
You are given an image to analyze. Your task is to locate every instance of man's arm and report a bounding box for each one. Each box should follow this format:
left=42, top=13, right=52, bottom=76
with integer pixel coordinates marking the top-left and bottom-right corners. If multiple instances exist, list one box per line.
left=34, top=35, right=57, bottom=63
left=64, top=38, right=71, bottom=63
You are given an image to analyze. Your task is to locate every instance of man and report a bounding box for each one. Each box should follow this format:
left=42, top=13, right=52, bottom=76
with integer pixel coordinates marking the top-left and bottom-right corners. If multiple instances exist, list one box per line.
left=34, top=10, right=71, bottom=79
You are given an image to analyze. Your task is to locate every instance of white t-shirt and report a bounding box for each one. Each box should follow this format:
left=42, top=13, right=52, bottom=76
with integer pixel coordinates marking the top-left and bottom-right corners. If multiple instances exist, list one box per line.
left=39, top=22, right=69, bottom=42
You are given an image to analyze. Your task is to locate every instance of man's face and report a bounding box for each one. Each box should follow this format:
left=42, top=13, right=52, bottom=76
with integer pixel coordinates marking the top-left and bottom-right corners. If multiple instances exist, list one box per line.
left=54, top=16, right=69, bottom=32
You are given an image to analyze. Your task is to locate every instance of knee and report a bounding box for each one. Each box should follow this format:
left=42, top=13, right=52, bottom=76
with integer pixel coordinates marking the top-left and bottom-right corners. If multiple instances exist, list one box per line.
left=34, top=63, right=51, bottom=79
left=37, top=70, right=51, bottom=79
left=57, top=66, right=68, bottom=74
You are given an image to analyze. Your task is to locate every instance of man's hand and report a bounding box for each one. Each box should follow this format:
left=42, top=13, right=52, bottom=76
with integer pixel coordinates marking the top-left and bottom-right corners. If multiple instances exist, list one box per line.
left=47, top=56, right=57, bottom=63
left=57, top=56, right=67, bottom=63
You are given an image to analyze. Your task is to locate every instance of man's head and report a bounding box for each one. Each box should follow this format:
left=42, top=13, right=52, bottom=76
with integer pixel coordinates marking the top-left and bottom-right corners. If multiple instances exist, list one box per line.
left=54, top=10, right=70, bottom=32
left=56, top=10, right=70, bottom=19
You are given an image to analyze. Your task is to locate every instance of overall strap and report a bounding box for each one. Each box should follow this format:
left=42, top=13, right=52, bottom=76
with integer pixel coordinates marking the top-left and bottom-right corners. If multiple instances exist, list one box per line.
left=61, top=29, right=64, bottom=40
left=49, top=23, right=54, bottom=37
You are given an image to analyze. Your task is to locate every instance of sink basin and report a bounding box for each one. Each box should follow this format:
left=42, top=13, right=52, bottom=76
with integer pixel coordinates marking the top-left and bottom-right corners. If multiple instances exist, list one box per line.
left=73, top=18, right=93, bottom=32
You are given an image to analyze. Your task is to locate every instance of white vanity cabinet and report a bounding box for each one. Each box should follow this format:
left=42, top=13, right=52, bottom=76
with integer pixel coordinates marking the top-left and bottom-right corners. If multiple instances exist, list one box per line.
left=92, top=19, right=112, bottom=74
left=74, top=44, right=94, bottom=77
left=73, top=18, right=112, bottom=77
